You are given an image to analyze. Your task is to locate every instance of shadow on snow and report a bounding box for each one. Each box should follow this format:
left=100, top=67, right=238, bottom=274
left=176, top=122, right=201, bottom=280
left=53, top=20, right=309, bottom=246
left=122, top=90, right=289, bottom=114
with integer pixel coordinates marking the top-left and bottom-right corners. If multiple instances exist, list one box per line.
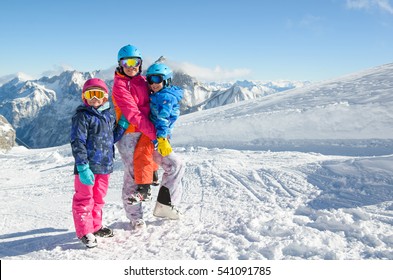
left=0, top=227, right=81, bottom=258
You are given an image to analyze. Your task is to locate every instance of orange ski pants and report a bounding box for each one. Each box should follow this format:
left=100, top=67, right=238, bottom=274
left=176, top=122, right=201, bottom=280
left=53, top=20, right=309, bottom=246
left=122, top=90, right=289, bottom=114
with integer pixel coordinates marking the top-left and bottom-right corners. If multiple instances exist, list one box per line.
left=133, top=133, right=158, bottom=184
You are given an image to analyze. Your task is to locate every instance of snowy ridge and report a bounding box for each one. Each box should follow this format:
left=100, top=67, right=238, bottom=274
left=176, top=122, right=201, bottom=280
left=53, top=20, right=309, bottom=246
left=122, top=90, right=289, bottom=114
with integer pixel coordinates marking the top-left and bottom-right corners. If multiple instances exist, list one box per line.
left=183, top=79, right=309, bottom=113
left=173, top=62, right=393, bottom=156
left=0, top=72, right=33, bottom=86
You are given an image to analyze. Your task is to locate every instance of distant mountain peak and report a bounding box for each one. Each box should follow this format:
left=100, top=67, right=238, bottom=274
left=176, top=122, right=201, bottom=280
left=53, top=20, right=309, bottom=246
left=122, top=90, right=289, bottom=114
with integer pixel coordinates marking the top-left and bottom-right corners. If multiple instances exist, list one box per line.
left=154, top=56, right=167, bottom=64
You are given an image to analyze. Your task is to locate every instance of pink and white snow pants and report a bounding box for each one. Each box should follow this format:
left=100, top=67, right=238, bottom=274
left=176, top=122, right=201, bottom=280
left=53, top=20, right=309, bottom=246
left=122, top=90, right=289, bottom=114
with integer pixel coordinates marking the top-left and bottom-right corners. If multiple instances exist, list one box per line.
left=72, top=174, right=109, bottom=238
left=116, top=133, right=184, bottom=222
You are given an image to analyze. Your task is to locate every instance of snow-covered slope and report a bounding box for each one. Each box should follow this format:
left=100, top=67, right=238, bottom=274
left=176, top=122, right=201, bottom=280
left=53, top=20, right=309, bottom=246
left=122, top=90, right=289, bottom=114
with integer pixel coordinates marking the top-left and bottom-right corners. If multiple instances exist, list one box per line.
left=1, top=144, right=392, bottom=261
left=173, top=63, right=393, bottom=156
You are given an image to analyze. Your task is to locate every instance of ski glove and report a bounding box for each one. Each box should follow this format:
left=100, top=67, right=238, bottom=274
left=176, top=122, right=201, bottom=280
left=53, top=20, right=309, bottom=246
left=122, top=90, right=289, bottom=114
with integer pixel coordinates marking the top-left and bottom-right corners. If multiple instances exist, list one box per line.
left=157, top=137, right=172, bottom=157
left=118, top=115, right=130, bottom=130
left=77, top=164, right=95, bottom=186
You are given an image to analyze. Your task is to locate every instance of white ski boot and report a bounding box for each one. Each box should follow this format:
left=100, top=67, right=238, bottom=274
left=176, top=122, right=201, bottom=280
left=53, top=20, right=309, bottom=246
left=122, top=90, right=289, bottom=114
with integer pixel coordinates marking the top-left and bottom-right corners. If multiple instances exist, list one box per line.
left=153, top=186, right=183, bottom=219
left=153, top=201, right=182, bottom=219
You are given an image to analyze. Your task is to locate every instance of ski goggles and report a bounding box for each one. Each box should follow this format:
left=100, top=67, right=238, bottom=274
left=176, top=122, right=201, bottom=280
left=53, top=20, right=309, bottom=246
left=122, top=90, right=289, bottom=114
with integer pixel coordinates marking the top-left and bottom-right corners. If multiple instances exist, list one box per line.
left=83, top=89, right=107, bottom=100
left=120, top=57, right=142, bottom=69
left=147, top=75, right=164, bottom=84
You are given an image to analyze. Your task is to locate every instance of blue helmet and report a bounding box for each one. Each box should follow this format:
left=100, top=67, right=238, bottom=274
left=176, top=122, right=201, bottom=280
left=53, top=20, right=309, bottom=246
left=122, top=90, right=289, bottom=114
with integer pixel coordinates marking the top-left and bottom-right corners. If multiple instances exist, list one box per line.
left=146, top=63, right=173, bottom=80
left=146, top=63, right=173, bottom=87
left=117, top=45, right=142, bottom=61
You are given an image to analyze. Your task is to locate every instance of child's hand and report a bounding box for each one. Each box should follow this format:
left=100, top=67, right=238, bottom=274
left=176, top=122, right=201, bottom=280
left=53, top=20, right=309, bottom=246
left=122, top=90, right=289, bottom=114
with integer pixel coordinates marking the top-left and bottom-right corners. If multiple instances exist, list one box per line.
left=157, top=137, right=172, bottom=156
left=77, top=164, right=95, bottom=185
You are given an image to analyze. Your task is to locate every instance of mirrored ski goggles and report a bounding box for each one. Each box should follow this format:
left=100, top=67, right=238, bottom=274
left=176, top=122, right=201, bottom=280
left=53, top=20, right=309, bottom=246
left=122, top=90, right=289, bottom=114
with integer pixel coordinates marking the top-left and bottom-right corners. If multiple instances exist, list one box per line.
left=147, top=75, right=164, bottom=84
left=83, top=89, right=107, bottom=100
left=120, top=57, right=142, bottom=68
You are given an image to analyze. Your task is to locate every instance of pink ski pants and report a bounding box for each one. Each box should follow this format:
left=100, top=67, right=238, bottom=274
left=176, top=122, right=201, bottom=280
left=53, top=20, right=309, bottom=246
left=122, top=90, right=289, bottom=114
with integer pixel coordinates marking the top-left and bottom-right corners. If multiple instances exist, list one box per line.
left=72, top=174, right=110, bottom=238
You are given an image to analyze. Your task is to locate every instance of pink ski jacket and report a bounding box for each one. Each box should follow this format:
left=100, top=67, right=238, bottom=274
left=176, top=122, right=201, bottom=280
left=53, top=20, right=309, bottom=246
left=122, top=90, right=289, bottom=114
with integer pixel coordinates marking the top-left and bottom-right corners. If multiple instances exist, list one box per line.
left=112, top=71, right=156, bottom=140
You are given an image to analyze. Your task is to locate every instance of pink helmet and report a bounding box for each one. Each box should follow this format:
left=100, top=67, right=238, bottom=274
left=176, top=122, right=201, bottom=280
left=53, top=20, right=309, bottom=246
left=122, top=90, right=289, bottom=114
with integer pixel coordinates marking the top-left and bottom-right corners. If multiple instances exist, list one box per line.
left=83, top=78, right=108, bottom=93
left=81, top=78, right=109, bottom=103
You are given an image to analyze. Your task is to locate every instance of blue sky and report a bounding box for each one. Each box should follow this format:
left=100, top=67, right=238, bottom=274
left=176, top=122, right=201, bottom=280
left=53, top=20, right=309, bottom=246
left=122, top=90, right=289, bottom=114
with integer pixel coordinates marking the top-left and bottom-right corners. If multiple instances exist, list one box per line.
left=1, top=0, right=393, bottom=82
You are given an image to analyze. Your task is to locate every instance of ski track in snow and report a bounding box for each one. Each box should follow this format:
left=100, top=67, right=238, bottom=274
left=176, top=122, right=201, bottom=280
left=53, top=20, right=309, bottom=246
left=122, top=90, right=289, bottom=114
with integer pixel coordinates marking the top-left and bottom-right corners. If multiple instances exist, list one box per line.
left=1, top=145, right=393, bottom=260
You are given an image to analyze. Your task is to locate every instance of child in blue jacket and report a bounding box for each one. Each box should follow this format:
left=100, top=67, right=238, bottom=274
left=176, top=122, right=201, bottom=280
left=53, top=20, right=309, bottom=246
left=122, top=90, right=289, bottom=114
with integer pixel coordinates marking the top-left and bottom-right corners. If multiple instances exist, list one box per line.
left=145, top=63, right=185, bottom=221
left=70, top=78, right=128, bottom=248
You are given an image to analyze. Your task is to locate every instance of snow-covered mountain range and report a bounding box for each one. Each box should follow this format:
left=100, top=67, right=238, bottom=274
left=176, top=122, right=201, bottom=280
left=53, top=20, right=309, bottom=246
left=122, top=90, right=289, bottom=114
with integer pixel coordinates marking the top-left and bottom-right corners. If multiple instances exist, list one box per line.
left=0, top=70, right=307, bottom=148
left=0, top=71, right=92, bottom=148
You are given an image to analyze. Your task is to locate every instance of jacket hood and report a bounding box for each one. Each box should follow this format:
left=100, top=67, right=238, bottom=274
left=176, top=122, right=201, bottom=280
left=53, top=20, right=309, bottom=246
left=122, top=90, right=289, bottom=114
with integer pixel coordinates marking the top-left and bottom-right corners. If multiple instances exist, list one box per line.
left=160, top=86, right=183, bottom=102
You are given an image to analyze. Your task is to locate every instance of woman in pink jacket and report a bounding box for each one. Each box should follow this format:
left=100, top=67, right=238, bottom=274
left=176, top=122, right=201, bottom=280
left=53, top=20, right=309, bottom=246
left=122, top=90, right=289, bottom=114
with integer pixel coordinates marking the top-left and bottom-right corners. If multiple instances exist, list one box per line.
left=112, top=44, right=157, bottom=229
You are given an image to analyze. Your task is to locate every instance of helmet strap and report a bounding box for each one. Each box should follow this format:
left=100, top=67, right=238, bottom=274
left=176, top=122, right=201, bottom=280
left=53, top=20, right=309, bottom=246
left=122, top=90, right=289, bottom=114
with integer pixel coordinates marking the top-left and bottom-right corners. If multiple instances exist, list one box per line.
left=164, top=78, right=172, bottom=87
left=138, top=61, right=143, bottom=75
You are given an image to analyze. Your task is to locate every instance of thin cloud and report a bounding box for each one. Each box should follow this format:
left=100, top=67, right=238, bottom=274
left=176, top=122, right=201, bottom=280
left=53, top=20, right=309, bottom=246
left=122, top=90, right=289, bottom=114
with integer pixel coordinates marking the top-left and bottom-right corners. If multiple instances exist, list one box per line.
left=299, top=15, right=325, bottom=34
left=41, top=64, right=75, bottom=78
left=299, top=15, right=323, bottom=27
left=169, top=61, right=252, bottom=82
left=346, top=0, right=393, bottom=14
left=285, top=15, right=324, bottom=35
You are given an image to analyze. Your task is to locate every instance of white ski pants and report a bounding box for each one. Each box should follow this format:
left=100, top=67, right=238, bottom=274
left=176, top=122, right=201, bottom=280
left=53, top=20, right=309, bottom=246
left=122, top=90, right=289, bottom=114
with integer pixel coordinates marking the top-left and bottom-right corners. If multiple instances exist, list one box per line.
left=116, top=133, right=184, bottom=222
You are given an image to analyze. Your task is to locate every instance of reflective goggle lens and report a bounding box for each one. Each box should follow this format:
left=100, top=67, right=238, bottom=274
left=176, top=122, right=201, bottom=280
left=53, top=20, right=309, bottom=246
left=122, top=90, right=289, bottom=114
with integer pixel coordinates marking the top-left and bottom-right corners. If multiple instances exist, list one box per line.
left=147, top=75, right=164, bottom=84
left=120, top=58, right=142, bottom=68
left=84, top=89, right=106, bottom=100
